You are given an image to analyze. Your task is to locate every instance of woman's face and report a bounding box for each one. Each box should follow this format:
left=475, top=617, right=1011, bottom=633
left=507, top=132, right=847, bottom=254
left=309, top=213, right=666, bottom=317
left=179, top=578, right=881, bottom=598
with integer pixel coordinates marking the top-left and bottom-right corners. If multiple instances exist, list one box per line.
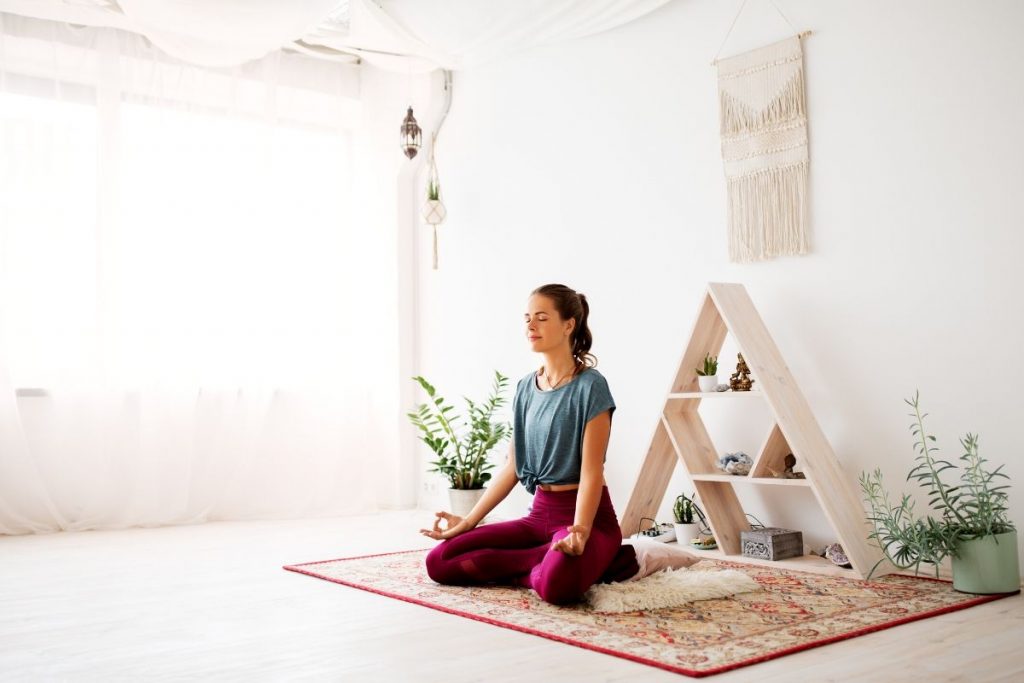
left=524, top=294, right=574, bottom=353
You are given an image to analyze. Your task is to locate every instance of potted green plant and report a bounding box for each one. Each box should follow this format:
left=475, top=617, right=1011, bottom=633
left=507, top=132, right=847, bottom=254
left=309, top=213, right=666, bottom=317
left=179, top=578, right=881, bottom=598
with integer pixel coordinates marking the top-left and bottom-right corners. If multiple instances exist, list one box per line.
left=695, top=353, right=719, bottom=392
left=407, top=370, right=512, bottom=517
left=421, top=176, right=447, bottom=270
left=860, top=392, right=1019, bottom=594
left=672, top=492, right=707, bottom=545
left=422, top=177, right=447, bottom=225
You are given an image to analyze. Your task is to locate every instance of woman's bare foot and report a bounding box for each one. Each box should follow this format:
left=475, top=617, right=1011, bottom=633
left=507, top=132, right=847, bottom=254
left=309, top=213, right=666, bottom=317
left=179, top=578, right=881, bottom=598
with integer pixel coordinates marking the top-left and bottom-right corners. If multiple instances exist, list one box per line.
left=624, top=538, right=702, bottom=581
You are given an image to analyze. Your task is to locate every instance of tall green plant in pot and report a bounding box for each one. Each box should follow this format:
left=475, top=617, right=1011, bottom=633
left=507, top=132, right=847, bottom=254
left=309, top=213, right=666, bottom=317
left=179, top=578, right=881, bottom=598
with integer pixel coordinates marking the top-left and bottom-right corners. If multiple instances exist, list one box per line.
left=860, top=392, right=1019, bottom=594
left=672, top=492, right=707, bottom=545
left=407, top=370, right=512, bottom=518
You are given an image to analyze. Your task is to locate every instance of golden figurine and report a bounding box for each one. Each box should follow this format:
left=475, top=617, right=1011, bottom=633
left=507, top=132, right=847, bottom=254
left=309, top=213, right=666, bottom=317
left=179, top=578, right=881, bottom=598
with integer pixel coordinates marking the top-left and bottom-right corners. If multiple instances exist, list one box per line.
left=729, top=353, right=755, bottom=391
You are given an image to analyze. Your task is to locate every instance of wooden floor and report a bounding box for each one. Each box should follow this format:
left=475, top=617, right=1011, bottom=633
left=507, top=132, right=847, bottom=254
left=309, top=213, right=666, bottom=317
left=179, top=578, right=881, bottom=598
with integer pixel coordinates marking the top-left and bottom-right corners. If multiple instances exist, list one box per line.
left=1, top=510, right=1022, bottom=681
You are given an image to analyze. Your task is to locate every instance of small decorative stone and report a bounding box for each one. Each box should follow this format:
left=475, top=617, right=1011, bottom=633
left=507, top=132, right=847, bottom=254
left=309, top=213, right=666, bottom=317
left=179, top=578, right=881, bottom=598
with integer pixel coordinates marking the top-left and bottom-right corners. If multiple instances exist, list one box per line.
left=823, top=542, right=852, bottom=568
left=718, top=451, right=753, bottom=476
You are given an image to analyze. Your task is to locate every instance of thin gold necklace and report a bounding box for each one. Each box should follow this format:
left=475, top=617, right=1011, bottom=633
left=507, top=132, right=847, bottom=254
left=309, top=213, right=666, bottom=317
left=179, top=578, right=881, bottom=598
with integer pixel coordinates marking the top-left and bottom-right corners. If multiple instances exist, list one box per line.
left=541, top=364, right=576, bottom=391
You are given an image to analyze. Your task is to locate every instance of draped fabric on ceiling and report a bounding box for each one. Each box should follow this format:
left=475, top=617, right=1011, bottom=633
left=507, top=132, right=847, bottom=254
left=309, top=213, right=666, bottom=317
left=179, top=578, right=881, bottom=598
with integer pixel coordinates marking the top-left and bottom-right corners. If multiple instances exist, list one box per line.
left=0, top=12, right=382, bottom=534
left=0, top=0, right=673, bottom=70
left=328, top=0, right=675, bottom=71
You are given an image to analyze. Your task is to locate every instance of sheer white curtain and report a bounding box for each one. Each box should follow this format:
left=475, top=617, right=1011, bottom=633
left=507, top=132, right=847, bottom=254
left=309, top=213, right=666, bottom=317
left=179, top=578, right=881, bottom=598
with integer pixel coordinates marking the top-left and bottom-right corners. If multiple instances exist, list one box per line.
left=0, top=12, right=384, bottom=534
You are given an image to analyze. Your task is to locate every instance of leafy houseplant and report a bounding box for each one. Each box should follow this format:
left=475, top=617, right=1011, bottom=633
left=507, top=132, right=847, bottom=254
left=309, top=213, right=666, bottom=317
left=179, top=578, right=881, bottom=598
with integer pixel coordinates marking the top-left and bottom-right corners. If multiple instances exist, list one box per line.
left=860, top=392, right=1019, bottom=593
left=695, top=353, right=719, bottom=392
left=427, top=178, right=440, bottom=201
left=407, top=371, right=512, bottom=516
left=672, top=493, right=708, bottom=545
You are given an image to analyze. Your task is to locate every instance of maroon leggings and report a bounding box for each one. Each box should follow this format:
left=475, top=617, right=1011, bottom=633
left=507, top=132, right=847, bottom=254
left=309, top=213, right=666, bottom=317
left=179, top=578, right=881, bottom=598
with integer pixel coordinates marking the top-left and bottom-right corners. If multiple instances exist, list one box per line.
left=424, top=485, right=639, bottom=605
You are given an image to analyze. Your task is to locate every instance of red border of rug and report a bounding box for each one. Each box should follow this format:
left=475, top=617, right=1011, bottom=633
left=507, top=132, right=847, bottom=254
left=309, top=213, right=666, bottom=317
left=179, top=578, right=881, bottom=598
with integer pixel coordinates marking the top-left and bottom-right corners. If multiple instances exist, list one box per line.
left=283, top=549, right=1017, bottom=678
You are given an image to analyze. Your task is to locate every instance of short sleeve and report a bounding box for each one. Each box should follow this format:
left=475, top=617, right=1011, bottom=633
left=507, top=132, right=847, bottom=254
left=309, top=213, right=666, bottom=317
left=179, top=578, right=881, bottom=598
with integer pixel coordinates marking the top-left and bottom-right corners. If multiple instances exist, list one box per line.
left=585, top=374, right=616, bottom=424
left=513, top=374, right=528, bottom=418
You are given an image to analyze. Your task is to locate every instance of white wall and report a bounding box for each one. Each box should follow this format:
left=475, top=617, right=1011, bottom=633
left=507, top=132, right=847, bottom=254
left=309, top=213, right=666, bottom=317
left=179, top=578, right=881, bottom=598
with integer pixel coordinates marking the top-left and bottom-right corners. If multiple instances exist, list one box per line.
left=411, top=0, right=1024, bottom=566
left=353, top=64, right=436, bottom=510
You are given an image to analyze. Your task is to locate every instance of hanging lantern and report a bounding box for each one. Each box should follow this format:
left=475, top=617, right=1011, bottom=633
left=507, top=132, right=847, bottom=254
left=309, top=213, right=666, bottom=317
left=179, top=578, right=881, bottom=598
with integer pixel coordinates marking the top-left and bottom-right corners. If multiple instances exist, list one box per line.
left=400, top=106, right=421, bottom=159
left=421, top=133, right=447, bottom=270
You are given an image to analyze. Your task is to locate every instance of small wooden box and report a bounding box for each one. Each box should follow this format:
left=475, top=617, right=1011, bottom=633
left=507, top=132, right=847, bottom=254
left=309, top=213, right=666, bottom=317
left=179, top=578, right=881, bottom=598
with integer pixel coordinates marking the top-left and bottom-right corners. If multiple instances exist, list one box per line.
left=741, top=527, right=803, bottom=561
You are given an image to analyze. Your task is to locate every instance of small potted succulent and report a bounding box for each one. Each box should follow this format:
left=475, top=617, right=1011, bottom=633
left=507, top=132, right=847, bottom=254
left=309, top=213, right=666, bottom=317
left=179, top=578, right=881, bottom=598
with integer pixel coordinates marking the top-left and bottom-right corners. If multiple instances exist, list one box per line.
left=672, top=492, right=706, bottom=545
left=860, top=392, right=1018, bottom=593
left=407, top=370, right=512, bottom=517
left=422, top=178, right=447, bottom=225
left=695, top=353, right=719, bottom=392
left=421, top=177, right=447, bottom=270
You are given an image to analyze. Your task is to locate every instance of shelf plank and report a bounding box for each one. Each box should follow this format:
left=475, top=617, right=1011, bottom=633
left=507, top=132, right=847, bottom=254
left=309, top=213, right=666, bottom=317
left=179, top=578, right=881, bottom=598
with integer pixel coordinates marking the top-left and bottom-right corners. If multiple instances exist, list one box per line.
left=683, top=546, right=862, bottom=579
left=690, top=473, right=811, bottom=486
left=667, top=391, right=765, bottom=399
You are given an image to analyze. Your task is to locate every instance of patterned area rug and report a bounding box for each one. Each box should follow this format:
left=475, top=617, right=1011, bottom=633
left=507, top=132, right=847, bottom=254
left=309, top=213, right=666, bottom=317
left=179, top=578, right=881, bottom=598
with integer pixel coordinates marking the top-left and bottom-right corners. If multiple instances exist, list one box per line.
left=283, top=549, right=1014, bottom=678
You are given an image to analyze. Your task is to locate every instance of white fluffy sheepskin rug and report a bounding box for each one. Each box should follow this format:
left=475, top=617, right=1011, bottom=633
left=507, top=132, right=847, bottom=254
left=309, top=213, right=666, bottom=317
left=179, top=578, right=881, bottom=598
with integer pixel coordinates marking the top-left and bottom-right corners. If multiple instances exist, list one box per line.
left=584, top=568, right=761, bottom=613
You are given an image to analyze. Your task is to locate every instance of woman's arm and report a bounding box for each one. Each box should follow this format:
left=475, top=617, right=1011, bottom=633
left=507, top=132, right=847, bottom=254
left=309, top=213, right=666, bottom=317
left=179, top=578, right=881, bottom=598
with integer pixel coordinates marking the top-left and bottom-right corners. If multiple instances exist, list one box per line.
left=461, top=440, right=519, bottom=528
left=553, top=409, right=612, bottom=555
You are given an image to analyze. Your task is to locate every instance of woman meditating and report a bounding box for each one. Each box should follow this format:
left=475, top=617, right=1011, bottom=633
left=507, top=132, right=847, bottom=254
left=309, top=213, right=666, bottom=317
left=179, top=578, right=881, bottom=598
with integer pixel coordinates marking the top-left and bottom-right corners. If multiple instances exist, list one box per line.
left=422, top=283, right=698, bottom=605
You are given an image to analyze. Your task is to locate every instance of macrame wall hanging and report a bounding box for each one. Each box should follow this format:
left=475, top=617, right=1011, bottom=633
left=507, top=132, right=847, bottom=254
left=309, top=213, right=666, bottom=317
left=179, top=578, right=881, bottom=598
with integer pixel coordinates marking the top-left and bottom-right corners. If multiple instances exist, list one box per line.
left=712, top=1, right=812, bottom=263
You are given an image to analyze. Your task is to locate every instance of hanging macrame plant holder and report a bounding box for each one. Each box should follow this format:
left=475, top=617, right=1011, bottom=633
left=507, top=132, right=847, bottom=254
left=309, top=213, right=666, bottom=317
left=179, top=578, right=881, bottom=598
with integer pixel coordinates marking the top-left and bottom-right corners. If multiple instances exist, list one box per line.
left=421, top=134, right=447, bottom=270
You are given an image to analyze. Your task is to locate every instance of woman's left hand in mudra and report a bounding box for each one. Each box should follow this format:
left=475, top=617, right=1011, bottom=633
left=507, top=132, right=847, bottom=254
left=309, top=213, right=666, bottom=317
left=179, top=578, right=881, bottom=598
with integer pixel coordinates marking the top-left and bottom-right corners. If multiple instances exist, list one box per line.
left=420, top=511, right=470, bottom=540
left=551, top=524, right=590, bottom=555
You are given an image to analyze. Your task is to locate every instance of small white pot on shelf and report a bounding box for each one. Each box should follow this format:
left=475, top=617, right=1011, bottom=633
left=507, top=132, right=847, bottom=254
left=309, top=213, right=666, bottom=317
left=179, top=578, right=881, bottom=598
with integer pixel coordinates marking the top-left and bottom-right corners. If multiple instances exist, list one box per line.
left=673, top=522, right=701, bottom=545
left=697, top=375, right=718, bottom=392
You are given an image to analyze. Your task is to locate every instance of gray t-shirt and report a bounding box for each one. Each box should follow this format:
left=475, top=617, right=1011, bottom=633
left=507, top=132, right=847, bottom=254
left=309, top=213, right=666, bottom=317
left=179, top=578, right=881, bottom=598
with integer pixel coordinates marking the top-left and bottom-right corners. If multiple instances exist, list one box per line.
left=512, top=367, right=616, bottom=495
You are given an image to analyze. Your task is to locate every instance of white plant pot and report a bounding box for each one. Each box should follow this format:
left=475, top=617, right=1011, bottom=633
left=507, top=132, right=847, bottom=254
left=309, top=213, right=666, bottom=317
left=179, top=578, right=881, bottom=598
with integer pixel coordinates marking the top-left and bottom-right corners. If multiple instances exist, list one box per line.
left=448, top=487, right=485, bottom=519
left=422, top=198, right=447, bottom=225
left=697, top=375, right=718, bottom=392
left=673, top=522, right=701, bottom=545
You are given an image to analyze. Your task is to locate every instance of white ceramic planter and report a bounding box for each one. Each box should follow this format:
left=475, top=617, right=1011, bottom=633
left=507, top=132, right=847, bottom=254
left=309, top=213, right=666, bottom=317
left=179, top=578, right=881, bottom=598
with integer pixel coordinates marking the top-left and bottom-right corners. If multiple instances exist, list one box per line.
left=673, top=522, right=701, bottom=545
left=422, top=198, right=447, bottom=225
left=697, top=375, right=718, bottom=392
left=448, top=487, right=485, bottom=518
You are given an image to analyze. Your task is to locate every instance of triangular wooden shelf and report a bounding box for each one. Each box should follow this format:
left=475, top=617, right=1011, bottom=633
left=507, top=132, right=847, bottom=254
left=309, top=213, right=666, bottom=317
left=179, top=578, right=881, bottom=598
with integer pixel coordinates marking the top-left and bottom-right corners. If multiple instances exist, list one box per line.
left=619, top=283, right=888, bottom=579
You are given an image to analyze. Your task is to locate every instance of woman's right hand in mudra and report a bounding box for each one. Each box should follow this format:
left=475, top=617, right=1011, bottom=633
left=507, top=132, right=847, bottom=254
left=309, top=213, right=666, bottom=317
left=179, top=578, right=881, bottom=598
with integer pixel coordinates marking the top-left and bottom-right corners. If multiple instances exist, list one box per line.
left=420, top=511, right=471, bottom=540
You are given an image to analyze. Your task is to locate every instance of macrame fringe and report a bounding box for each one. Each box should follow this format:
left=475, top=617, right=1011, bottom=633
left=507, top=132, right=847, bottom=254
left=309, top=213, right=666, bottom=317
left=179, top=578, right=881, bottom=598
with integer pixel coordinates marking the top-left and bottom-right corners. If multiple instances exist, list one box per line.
left=727, top=162, right=808, bottom=262
left=719, top=68, right=805, bottom=135
left=432, top=224, right=438, bottom=270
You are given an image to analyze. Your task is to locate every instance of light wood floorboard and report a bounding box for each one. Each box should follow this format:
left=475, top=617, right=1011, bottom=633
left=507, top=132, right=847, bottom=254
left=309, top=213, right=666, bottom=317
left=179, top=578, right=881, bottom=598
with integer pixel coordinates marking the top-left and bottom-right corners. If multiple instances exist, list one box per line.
left=1, top=510, right=1021, bottom=681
